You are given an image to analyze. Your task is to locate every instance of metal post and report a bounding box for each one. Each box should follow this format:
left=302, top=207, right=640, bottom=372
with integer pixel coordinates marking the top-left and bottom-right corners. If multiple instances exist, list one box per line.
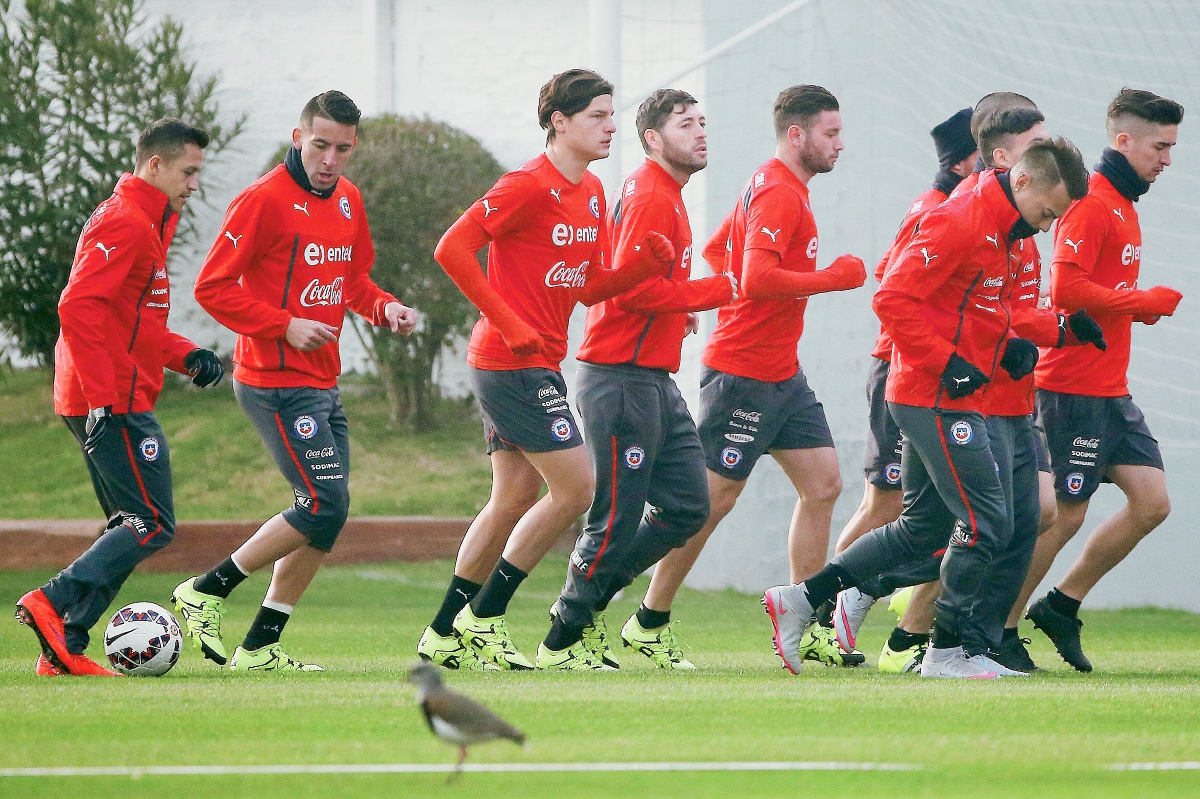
left=374, top=0, right=396, bottom=114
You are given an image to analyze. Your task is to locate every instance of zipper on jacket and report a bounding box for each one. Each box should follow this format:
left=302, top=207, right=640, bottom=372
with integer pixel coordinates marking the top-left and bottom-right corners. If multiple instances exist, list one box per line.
left=278, top=235, right=301, bottom=370
left=934, top=269, right=984, bottom=410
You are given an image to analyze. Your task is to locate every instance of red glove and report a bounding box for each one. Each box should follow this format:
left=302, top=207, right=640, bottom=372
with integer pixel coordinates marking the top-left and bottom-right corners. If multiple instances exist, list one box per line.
left=1134, top=314, right=1161, bottom=325
left=822, top=255, right=868, bottom=291
left=575, top=231, right=675, bottom=306
left=1137, top=286, right=1183, bottom=317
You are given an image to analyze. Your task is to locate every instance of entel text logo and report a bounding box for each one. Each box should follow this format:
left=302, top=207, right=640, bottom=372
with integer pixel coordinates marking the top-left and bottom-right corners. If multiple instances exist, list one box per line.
left=1121, top=243, right=1141, bottom=266
left=806, top=237, right=818, bottom=259
left=300, top=277, right=344, bottom=307
left=551, top=224, right=599, bottom=247
left=304, top=243, right=353, bottom=266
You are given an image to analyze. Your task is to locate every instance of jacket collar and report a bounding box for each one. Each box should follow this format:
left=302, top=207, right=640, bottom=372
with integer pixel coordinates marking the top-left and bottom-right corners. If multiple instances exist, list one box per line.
left=114, top=173, right=174, bottom=234
left=975, top=169, right=1031, bottom=241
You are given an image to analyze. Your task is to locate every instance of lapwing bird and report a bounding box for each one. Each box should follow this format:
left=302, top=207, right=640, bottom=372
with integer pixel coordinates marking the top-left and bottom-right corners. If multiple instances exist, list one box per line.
left=408, top=661, right=525, bottom=781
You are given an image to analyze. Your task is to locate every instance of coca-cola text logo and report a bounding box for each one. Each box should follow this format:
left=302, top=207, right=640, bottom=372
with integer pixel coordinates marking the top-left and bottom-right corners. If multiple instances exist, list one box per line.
left=300, top=276, right=344, bottom=307
left=545, top=260, right=588, bottom=289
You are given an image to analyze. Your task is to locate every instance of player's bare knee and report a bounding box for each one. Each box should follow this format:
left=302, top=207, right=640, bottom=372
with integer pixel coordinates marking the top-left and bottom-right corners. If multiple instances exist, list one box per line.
left=1038, top=501, right=1058, bottom=534
left=805, top=472, right=843, bottom=506
left=1133, top=492, right=1170, bottom=531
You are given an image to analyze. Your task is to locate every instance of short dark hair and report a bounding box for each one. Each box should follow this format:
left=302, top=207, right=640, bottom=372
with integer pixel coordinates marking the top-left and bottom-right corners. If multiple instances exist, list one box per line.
left=1018, top=136, right=1089, bottom=200
left=978, top=107, right=1046, bottom=167
left=300, top=90, right=361, bottom=129
left=538, top=69, right=615, bottom=142
left=773, top=85, right=839, bottom=138
left=135, top=118, right=209, bottom=169
left=1107, top=87, right=1184, bottom=137
left=635, top=89, right=698, bottom=154
left=971, top=91, right=1036, bottom=143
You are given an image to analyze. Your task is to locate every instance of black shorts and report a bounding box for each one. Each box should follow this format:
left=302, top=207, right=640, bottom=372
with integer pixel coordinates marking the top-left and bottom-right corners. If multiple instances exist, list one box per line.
left=697, top=366, right=835, bottom=482
left=1033, top=417, right=1051, bottom=474
left=471, top=367, right=583, bottom=455
left=862, top=357, right=904, bottom=490
left=1036, top=389, right=1164, bottom=502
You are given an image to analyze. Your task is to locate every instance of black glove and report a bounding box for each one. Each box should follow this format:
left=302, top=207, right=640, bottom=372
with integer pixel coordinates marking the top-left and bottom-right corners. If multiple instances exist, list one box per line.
left=1058, top=309, right=1107, bottom=351
left=84, top=406, right=113, bottom=454
left=940, top=353, right=990, bottom=399
left=184, top=348, right=224, bottom=387
left=1000, top=337, right=1040, bottom=381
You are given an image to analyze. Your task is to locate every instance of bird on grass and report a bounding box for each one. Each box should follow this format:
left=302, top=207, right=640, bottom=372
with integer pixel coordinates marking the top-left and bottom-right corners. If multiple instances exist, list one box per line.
left=407, top=661, right=526, bottom=781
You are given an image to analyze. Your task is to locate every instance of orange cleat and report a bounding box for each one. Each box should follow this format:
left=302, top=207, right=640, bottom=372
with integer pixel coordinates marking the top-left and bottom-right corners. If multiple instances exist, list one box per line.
left=15, top=589, right=71, bottom=673
left=35, top=654, right=63, bottom=676
left=61, top=653, right=121, bottom=677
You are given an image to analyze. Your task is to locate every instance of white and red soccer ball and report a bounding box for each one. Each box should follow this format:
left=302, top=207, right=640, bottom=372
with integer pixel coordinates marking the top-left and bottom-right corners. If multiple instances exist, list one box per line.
left=103, top=602, right=183, bottom=676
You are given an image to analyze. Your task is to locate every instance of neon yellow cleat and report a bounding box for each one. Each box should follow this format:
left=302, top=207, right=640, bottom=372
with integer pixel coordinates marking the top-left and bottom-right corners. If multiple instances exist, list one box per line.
left=171, top=577, right=228, bottom=665
left=801, top=624, right=864, bottom=667
left=581, top=613, right=620, bottom=669
left=877, top=640, right=926, bottom=674
left=888, top=586, right=915, bottom=622
left=416, top=626, right=500, bottom=671
left=535, top=640, right=616, bottom=671
left=453, top=605, right=533, bottom=671
left=229, top=643, right=323, bottom=672
left=620, top=615, right=696, bottom=670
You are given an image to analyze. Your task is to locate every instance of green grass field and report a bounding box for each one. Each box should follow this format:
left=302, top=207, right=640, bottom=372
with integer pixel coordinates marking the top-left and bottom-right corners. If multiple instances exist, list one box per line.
left=0, top=367, right=491, bottom=519
left=2, top=555, right=1199, bottom=798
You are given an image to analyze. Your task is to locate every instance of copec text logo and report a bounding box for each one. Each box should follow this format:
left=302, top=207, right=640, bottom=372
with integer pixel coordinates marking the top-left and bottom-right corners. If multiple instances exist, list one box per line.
left=545, top=260, right=589, bottom=289
left=300, top=277, right=344, bottom=308
left=551, top=223, right=599, bottom=247
left=304, top=242, right=353, bottom=266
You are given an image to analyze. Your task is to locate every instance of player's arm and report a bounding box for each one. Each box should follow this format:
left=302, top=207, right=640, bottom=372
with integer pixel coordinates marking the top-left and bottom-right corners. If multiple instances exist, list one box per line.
left=873, top=213, right=972, bottom=374
left=1050, top=199, right=1182, bottom=318
left=614, top=274, right=735, bottom=315
left=57, top=217, right=141, bottom=410
left=342, top=205, right=414, bottom=334
left=575, top=196, right=675, bottom=307
left=702, top=210, right=733, bottom=272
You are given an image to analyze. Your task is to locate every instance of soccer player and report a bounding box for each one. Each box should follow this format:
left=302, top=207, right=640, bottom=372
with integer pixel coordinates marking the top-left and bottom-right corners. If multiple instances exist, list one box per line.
left=417, top=70, right=674, bottom=671
left=764, top=138, right=1090, bottom=678
left=174, top=91, right=418, bottom=672
left=634, top=85, right=867, bottom=667
left=1014, top=88, right=1184, bottom=672
left=15, top=119, right=223, bottom=676
left=538, top=89, right=737, bottom=671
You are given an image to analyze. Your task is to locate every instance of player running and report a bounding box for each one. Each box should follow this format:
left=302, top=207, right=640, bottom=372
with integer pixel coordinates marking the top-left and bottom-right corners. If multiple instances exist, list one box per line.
left=1013, top=89, right=1184, bottom=672
left=174, top=91, right=418, bottom=672
left=16, top=119, right=222, bottom=676
left=633, top=85, right=867, bottom=668
left=538, top=90, right=737, bottom=671
left=417, top=70, right=675, bottom=671
left=764, top=138, right=1090, bottom=677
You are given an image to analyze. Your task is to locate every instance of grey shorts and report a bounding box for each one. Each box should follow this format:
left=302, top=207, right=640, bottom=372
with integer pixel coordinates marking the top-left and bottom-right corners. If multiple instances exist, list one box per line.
left=470, top=367, right=583, bottom=455
left=862, top=357, right=904, bottom=490
left=1036, top=389, right=1164, bottom=502
left=234, top=381, right=351, bottom=552
left=697, top=366, right=835, bottom=482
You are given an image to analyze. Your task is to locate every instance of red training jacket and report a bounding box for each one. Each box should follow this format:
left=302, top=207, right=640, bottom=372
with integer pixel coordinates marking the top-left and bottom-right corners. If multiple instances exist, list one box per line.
left=195, top=164, right=397, bottom=389
left=876, top=170, right=1058, bottom=412
left=53, top=173, right=197, bottom=416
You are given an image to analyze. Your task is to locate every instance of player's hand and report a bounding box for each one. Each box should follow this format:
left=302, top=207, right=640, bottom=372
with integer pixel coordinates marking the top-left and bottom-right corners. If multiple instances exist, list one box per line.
left=1142, top=286, right=1183, bottom=316
left=84, top=406, right=114, bottom=454
left=285, top=317, right=339, bottom=351
left=685, top=313, right=699, bottom=336
left=184, top=348, right=224, bottom=387
left=824, top=255, right=868, bottom=290
left=723, top=272, right=739, bottom=303
left=940, top=353, right=990, bottom=399
left=499, top=317, right=547, bottom=358
left=1060, top=310, right=1106, bottom=351
left=999, top=337, right=1039, bottom=381
left=636, top=232, right=675, bottom=270
left=1134, top=313, right=1161, bottom=325
left=384, top=302, right=418, bottom=336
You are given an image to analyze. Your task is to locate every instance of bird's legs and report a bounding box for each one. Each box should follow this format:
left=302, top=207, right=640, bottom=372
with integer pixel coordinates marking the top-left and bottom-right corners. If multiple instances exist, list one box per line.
left=447, top=746, right=469, bottom=784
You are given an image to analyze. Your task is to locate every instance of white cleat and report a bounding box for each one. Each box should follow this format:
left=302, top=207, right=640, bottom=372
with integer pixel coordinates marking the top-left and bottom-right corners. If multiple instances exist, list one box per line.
left=832, top=587, right=878, bottom=652
left=920, top=645, right=1000, bottom=679
left=967, top=653, right=1030, bottom=677
left=762, top=584, right=815, bottom=675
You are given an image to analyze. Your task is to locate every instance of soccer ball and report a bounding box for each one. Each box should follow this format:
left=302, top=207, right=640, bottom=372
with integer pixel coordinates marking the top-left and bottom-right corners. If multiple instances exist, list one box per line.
left=103, top=602, right=183, bottom=676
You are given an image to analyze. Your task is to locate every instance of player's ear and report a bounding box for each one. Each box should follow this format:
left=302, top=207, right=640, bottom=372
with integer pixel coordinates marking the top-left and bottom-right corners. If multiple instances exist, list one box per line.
left=787, top=123, right=806, bottom=148
left=1011, top=169, right=1032, bottom=192
left=291, top=127, right=303, bottom=148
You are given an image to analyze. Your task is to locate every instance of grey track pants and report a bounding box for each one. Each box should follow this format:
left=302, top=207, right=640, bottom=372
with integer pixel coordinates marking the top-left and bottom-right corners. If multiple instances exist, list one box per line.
left=555, top=363, right=710, bottom=629
left=42, top=413, right=176, bottom=653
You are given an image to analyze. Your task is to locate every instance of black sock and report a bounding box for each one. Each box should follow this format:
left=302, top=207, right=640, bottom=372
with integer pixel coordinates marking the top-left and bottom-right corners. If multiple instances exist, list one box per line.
left=636, top=604, right=671, bottom=630
left=802, top=564, right=854, bottom=609
left=930, top=621, right=960, bottom=650
left=430, top=576, right=482, bottom=636
left=543, top=612, right=584, bottom=651
left=888, top=627, right=929, bottom=651
left=242, top=605, right=290, bottom=651
left=1046, top=588, right=1081, bottom=619
left=194, top=556, right=248, bottom=599
left=815, top=598, right=835, bottom=628
left=471, top=558, right=529, bottom=618
left=1002, top=626, right=1020, bottom=641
